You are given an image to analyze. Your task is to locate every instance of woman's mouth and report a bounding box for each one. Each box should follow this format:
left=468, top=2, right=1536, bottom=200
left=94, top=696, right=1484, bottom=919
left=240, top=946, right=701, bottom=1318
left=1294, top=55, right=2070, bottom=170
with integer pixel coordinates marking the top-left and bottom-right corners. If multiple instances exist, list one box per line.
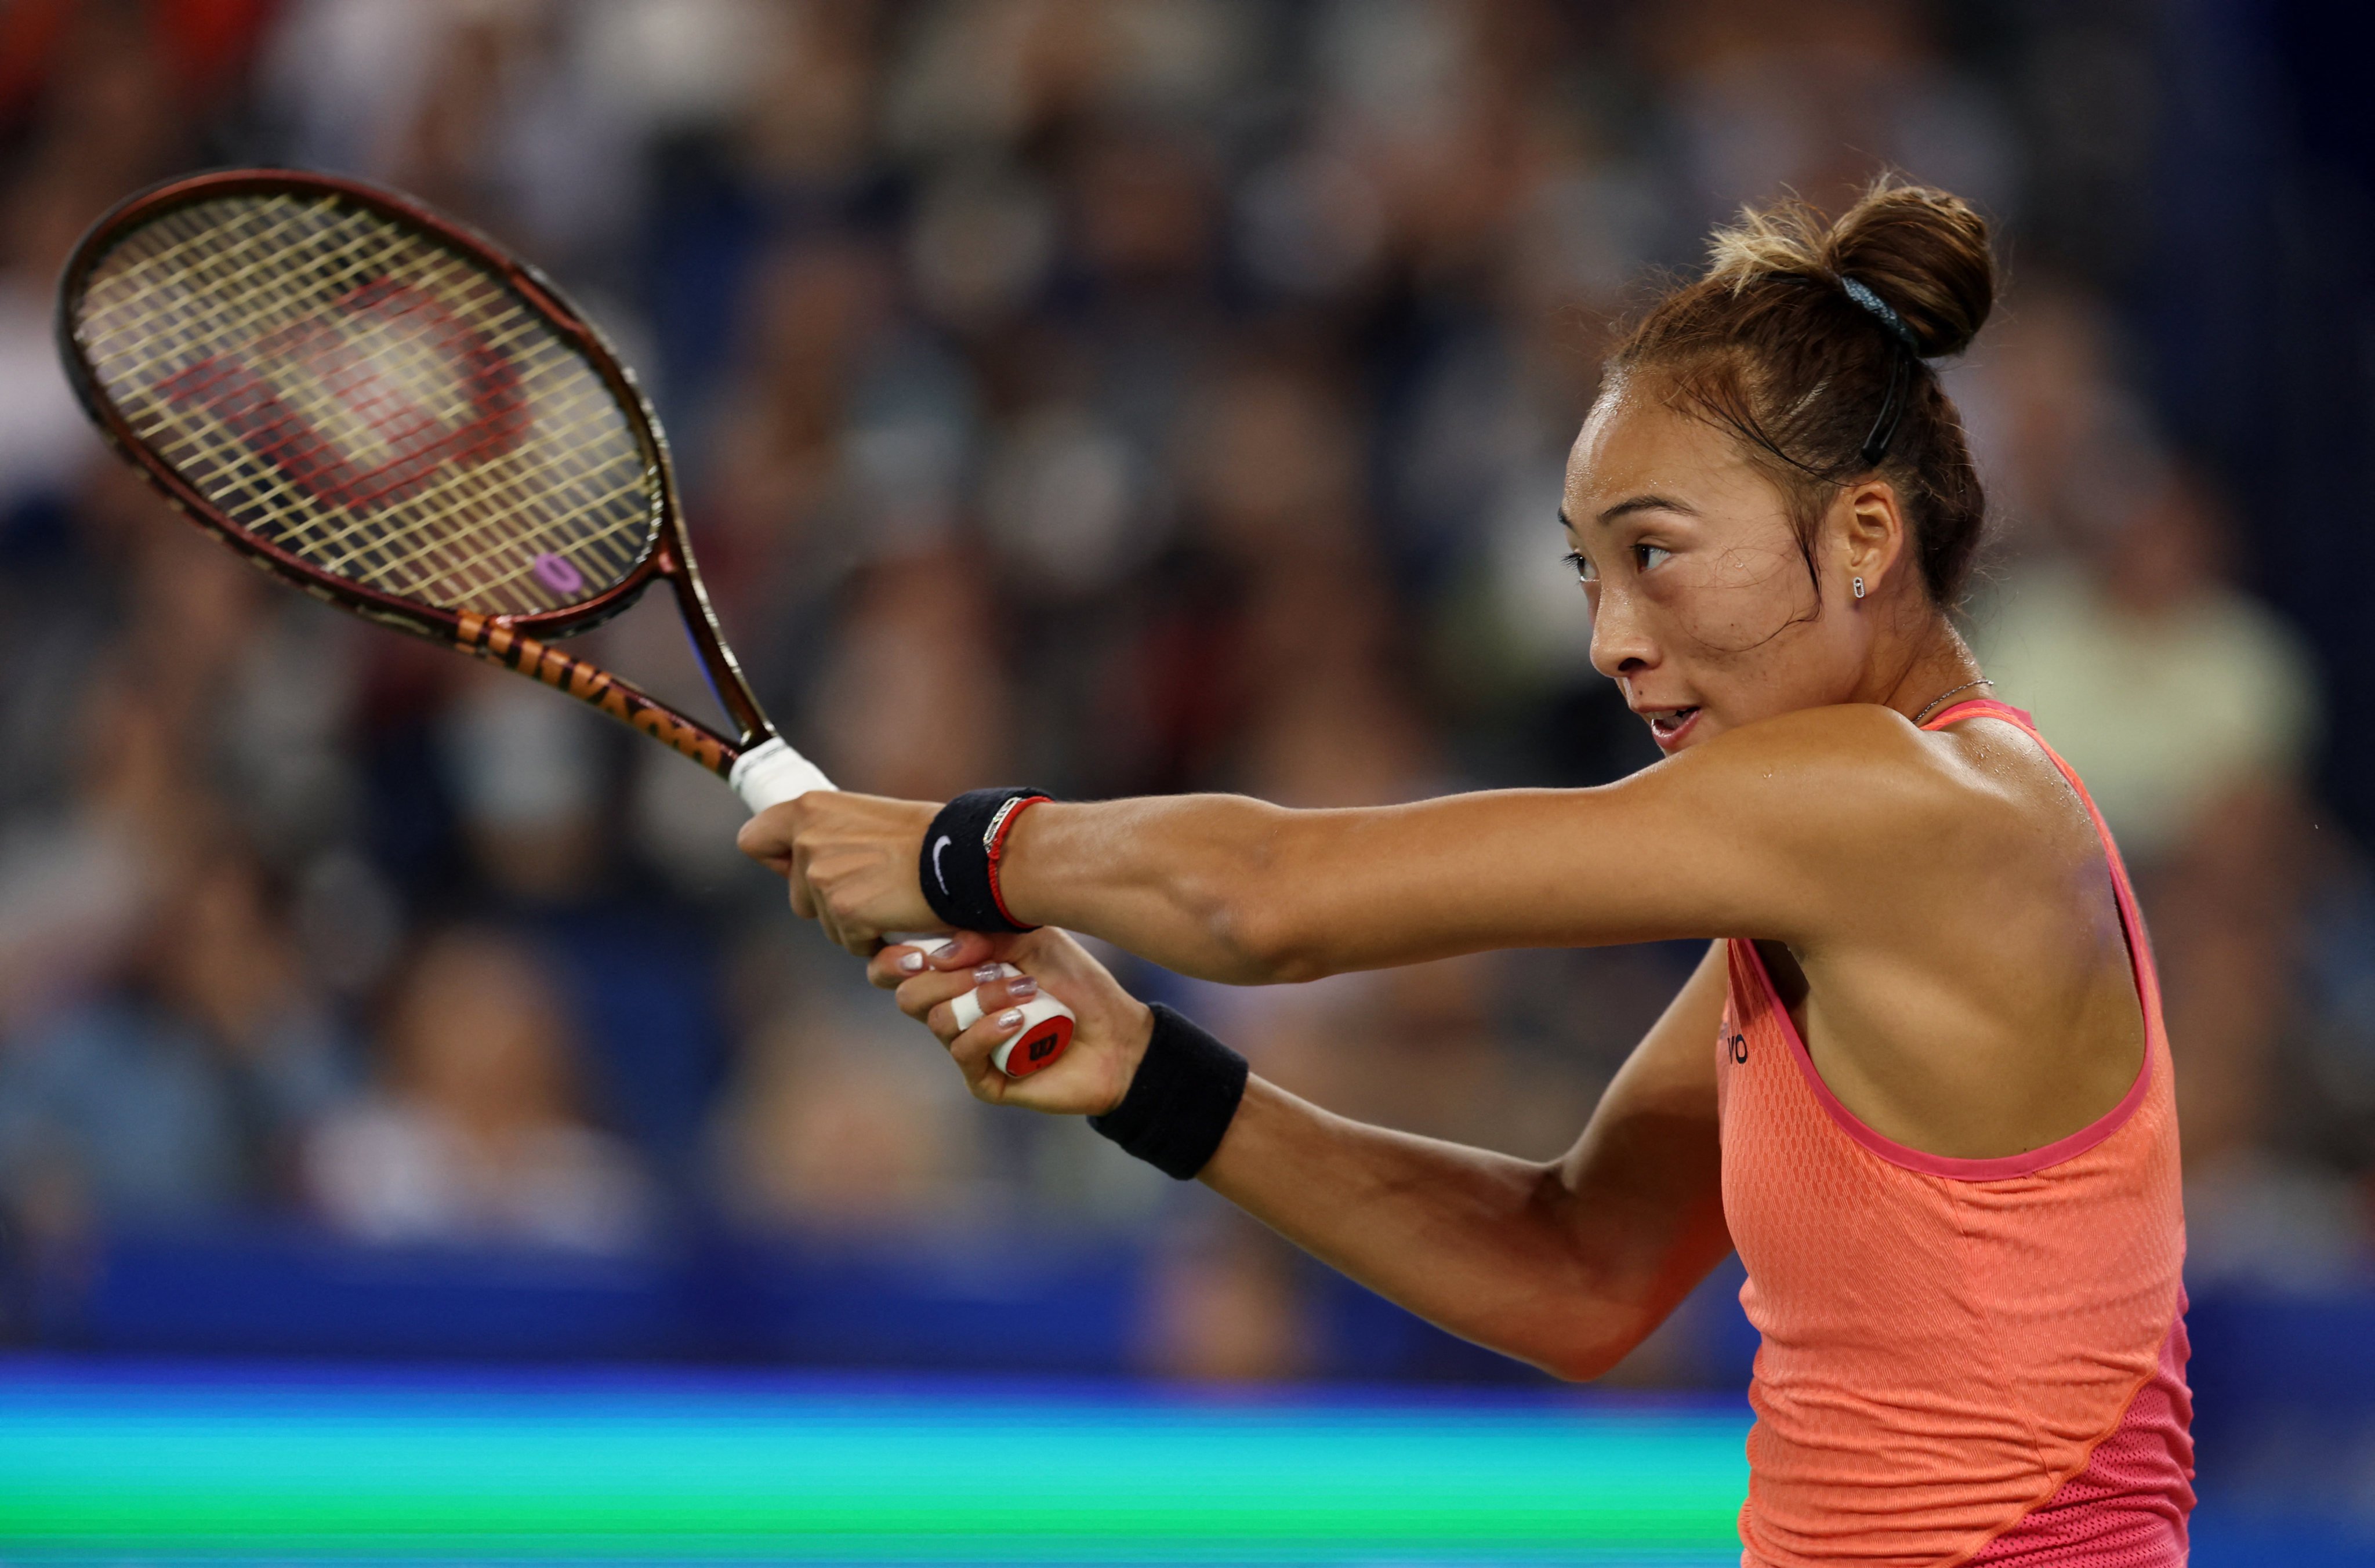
left=1644, top=706, right=1701, bottom=748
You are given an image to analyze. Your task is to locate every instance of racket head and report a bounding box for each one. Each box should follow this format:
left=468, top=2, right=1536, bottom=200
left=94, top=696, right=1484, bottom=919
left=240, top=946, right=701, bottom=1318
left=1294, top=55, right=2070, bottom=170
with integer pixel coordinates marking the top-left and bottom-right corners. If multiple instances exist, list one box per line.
left=55, top=168, right=676, bottom=642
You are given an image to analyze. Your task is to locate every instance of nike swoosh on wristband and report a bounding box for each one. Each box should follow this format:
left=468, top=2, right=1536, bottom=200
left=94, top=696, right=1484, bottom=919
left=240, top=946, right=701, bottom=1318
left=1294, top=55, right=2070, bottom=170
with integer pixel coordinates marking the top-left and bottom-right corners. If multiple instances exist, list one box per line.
left=931, top=834, right=953, bottom=894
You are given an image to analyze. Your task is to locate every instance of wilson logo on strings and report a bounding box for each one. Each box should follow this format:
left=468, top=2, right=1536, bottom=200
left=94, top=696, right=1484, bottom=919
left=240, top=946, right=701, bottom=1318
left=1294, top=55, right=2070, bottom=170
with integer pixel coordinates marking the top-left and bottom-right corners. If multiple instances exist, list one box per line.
left=158, top=278, right=527, bottom=513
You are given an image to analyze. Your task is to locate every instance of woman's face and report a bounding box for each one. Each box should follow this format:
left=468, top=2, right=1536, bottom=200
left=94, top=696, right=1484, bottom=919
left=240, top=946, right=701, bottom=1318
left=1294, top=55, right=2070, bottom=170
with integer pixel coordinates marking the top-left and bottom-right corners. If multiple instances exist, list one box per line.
left=1561, top=379, right=1882, bottom=755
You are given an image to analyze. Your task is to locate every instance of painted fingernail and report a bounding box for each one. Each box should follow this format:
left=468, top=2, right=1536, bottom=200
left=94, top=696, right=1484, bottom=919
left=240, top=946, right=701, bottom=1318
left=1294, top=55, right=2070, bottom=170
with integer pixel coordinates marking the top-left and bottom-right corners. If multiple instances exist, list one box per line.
left=929, top=941, right=962, bottom=959
left=899, top=951, right=925, bottom=973
left=995, top=1008, right=1025, bottom=1032
left=973, top=964, right=1003, bottom=985
left=1009, top=975, right=1038, bottom=999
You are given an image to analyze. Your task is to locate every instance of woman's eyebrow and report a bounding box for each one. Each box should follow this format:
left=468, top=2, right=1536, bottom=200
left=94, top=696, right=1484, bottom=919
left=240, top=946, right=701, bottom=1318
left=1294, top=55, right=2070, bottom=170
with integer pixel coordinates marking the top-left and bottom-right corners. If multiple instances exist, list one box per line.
left=1558, top=494, right=1696, bottom=534
left=1596, top=493, right=1698, bottom=524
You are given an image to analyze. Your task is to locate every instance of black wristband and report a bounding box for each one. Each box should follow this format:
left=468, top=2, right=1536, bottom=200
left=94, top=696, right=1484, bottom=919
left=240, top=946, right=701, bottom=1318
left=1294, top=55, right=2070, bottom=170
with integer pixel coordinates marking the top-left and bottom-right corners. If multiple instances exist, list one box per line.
left=920, top=786, right=1050, bottom=934
left=1088, top=1004, right=1249, bottom=1180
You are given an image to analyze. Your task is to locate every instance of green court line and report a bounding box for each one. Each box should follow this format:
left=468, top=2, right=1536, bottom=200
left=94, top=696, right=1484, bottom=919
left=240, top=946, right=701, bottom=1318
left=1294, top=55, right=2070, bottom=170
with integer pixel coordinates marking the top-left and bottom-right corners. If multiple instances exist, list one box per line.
left=0, top=1367, right=1751, bottom=1562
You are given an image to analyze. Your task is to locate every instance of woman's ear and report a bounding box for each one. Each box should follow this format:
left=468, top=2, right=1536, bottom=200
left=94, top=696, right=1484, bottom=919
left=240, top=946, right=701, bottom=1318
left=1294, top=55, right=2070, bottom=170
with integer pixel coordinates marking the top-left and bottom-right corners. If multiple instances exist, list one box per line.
left=1838, top=480, right=1910, bottom=592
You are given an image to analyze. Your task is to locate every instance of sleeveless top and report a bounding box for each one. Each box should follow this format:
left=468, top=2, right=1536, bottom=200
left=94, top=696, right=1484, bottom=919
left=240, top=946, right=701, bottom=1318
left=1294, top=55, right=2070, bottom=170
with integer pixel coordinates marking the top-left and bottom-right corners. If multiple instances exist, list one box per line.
left=1718, top=699, right=2192, bottom=1567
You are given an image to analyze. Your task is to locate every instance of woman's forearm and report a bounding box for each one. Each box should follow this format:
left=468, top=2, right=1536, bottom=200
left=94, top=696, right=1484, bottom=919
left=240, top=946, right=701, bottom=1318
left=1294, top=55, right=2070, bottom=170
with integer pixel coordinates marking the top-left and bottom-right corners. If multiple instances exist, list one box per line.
left=996, top=793, right=1583, bottom=983
left=1199, top=1076, right=1671, bottom=1380
left=990, top=772, right=1798, bottom=983
left=994, top=795, right=1311, bottom=982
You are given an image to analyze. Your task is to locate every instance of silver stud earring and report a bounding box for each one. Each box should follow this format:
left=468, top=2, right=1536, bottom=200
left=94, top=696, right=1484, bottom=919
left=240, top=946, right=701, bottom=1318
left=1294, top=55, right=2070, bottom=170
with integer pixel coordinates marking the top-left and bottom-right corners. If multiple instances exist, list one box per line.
left=1852, top=576, right=1866, bottom=600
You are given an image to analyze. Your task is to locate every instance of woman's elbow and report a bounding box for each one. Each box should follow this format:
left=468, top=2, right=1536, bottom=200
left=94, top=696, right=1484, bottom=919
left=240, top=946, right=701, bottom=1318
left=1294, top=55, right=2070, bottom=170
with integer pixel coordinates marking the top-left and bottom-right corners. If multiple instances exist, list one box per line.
left=1173, top=903, right=1322, bottom=986
left=1498, top=1314, right=1647, bottom=1382
left=1533, top=1340, right=1631, bottom=1384
left=1210, top=896, right=1330, bottom=985
left=1185, top=818, right=1332, bottom=984
left=1501, top=1248, right=1659, bottom=1381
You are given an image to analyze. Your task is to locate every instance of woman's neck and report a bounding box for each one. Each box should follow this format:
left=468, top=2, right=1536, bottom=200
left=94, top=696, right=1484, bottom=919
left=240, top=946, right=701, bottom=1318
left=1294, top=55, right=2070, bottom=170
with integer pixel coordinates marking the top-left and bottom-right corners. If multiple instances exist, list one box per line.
left=1869, top=619, right=1988, bottom=725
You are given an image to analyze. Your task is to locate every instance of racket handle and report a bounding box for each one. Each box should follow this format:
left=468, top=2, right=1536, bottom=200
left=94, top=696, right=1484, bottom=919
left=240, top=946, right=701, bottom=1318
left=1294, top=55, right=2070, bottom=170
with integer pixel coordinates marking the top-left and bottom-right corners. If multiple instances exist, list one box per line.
left=730, top=736, right=836, bottom=812
left=947, top=962, right=1076, bottom=1079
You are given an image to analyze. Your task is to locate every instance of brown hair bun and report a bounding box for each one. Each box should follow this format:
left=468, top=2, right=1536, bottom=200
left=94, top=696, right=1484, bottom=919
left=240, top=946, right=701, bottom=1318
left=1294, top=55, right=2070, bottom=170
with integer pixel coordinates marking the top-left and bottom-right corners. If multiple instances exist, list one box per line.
left=1612, top=176, right=1999, bottom=607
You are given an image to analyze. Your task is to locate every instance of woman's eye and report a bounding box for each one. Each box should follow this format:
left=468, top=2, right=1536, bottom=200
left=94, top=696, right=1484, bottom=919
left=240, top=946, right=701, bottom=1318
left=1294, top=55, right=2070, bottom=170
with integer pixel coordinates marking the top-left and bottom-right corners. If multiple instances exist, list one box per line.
left=1635, top=543, right=1671, bottom=572
left=1563, top=550, right=1596, bottom=585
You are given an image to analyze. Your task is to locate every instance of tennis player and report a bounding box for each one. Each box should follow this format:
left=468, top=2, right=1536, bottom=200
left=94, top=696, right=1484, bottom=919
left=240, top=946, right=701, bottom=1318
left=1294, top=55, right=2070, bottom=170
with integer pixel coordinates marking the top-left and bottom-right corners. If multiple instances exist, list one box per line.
left=741, top=181, right=2191, bottom=1566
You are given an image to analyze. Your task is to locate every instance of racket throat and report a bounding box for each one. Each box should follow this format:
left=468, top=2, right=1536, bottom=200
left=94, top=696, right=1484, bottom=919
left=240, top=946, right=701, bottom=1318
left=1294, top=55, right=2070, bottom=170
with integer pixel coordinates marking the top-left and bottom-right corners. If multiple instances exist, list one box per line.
left=662, top=562, right=774, bottom=750
left=454, top=610, right=735, bottom=776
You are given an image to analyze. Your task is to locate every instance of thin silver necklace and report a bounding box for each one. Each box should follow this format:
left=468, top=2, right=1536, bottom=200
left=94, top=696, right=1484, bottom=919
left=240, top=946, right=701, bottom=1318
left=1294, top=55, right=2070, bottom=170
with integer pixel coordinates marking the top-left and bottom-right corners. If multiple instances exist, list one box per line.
left=1910, top=678, right=1993, bottom=727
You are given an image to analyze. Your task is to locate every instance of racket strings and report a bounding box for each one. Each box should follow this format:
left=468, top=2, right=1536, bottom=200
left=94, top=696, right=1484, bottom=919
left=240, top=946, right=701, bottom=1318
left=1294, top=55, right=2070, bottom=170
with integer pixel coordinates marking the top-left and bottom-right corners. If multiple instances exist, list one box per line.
left=73, top=192, right=657, bottom=618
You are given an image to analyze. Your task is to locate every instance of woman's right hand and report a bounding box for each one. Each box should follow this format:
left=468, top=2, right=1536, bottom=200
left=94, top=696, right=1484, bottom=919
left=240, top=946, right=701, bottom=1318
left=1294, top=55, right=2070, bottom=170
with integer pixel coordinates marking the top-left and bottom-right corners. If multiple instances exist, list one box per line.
left=866, top=929, right=1153, bottom=1116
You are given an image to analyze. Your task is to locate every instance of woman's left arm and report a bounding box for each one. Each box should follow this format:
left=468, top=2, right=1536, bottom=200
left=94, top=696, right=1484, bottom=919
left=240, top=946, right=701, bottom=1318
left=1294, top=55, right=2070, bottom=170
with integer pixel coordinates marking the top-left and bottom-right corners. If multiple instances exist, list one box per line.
left=741, top=703, right=1964, bottom=979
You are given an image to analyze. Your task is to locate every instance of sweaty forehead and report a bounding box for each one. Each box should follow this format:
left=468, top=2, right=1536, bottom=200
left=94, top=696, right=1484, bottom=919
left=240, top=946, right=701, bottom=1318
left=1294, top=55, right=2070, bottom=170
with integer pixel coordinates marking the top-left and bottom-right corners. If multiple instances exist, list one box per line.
left=1564, top=382, right=1759, bottom=529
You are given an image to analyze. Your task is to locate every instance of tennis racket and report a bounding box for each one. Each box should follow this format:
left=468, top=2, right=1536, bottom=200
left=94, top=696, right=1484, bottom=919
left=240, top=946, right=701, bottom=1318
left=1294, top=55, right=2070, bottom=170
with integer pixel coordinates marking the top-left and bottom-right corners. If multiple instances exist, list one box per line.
left=55, top=167, right=1072, bottom=1079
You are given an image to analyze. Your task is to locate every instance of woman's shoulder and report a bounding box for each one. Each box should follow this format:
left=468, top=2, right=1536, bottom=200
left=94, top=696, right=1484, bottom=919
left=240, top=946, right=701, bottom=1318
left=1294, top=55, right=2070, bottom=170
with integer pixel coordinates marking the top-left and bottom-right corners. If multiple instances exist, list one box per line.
left=1662, top=702, right=2061, bottom=884
left=1718, top=699, right=2042, bottom=786
left=1683, top=702, right=1995, bottom=814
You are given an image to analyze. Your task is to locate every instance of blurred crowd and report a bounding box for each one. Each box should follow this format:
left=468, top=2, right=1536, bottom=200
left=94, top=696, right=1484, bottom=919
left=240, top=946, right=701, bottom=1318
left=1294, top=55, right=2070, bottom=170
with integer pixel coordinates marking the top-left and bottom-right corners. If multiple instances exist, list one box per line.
left=0, top=0, right=2369, bottom=1382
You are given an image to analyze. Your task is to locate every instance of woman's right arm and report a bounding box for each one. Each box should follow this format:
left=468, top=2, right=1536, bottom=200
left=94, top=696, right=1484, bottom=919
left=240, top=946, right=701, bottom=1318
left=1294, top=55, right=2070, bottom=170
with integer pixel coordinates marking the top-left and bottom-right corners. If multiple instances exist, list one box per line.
left=755, top=703, right=1957, bottom=976
left=879, top=934, right=1732, bottom=1381
left=1202, top=940, right=1731, bottom=1379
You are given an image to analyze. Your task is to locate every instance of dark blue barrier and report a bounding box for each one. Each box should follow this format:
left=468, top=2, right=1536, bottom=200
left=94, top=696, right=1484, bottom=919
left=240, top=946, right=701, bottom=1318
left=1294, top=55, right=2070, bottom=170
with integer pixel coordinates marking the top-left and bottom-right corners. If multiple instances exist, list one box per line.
left=2184, top=1275, right=2375, bottom=1525
left=53, top=1228, right=697, bottom=1361
left=26, top=1231, right=2375, bottom=1431
left=28, top=1225, right=1157, bottom=1372
left=2188, top=1278, right=2375, bottom=1417
left=703, top=1231, right=1147, bottom=1371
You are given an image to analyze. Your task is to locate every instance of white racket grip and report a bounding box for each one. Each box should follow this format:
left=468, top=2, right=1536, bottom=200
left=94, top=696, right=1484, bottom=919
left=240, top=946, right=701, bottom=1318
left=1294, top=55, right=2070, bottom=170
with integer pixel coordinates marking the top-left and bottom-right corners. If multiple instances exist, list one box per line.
left=947, top=961, right=1078, bottom=1079
left=730, top=736, right=836, bottom=812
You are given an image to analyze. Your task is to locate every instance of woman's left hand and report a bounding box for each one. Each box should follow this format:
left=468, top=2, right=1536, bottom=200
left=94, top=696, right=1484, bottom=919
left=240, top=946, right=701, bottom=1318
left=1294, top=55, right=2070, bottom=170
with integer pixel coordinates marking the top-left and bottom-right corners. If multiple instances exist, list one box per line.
left=868, top=928, right=1152, bottom=1115
left=737, top=792, right=942, bottom=953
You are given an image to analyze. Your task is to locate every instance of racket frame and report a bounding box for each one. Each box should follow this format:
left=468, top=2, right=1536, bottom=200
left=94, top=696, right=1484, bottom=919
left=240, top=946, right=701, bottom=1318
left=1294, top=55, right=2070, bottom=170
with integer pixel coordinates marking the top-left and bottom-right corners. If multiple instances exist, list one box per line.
left=54, top=167, right=775, bottom=780
left=59, top=168, right=1083, bottom=1080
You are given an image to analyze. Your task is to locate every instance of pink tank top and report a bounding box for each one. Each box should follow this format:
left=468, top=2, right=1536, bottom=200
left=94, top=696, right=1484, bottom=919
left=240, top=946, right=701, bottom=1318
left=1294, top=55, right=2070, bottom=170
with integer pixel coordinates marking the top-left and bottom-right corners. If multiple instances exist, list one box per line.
left=1718, top=699, right=2191, bottom=1567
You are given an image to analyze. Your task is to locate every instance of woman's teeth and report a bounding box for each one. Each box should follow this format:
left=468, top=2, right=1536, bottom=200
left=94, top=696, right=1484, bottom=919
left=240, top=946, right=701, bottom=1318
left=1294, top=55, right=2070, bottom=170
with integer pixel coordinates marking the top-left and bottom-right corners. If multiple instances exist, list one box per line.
left=1650, top=707, right=1698, bottom=736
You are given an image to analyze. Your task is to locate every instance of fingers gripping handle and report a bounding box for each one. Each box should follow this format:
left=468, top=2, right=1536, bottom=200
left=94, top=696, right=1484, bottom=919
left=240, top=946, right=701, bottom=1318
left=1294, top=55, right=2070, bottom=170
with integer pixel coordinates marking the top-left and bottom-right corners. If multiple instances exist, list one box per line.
left=728, top=739, right=1075, bottom=1079
left=948, top=964, right=1076, bottom=1079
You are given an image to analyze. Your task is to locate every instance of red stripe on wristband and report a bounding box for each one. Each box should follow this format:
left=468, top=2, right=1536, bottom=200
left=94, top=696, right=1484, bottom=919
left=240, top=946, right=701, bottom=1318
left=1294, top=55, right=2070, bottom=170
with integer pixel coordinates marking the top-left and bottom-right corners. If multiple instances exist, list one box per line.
left=983, top=794, right=1049, bottom=931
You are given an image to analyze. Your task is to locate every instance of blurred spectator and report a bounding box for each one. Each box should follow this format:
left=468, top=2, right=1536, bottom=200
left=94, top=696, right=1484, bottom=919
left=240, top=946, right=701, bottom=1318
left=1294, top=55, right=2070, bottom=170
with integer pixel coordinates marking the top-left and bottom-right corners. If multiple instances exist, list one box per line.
left=706, top=238, right=897, bottom=568
left=304, top=928, right=653, bottom=1251
left=0, top=551, right=235, bottom=1045
left=1640, top=0, right=2014, bottom=242
left=0, top=851, right=350, bottom=1242
left=811, top=547, right=1017, bottom=801
left=706, top=999, right=987, bottom=1231
left=441, top=666, right=608, bottom=905
left=0, top=685, right=167, bottom=1046
left=1952, top=280, right=2176, bottom=578
left=1143, top=1208, right=1314, bottom=1384
left=1981, top=464, right=2319, bottom=869
left=262, top=0, right=636, bottom=271
left=884, top=0, right=1257, bottom=158
left=908, top=155, right=1060, bottom=334
left=0, top=169, right=97, bottom=521
left=1228, top=560, right=1442, bottom=807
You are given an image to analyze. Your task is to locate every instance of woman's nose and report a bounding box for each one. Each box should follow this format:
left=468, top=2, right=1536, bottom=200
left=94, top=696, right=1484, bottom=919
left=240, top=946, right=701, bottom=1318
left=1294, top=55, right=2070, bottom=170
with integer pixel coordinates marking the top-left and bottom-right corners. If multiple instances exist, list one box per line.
left=1589, top=588, right=1656, bottom=678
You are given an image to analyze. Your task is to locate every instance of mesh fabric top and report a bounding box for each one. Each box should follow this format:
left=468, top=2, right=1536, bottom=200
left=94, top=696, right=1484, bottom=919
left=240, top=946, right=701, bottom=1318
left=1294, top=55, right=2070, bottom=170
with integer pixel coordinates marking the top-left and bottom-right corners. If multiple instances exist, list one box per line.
left=70, top=188, right=657, bottom=618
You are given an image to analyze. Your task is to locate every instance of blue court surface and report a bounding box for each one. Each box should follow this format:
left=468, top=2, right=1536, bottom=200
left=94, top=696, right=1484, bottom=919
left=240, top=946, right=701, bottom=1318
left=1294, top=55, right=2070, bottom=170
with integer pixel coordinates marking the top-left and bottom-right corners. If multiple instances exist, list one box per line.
left=0, top=1357, right=2362, bottom=1566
